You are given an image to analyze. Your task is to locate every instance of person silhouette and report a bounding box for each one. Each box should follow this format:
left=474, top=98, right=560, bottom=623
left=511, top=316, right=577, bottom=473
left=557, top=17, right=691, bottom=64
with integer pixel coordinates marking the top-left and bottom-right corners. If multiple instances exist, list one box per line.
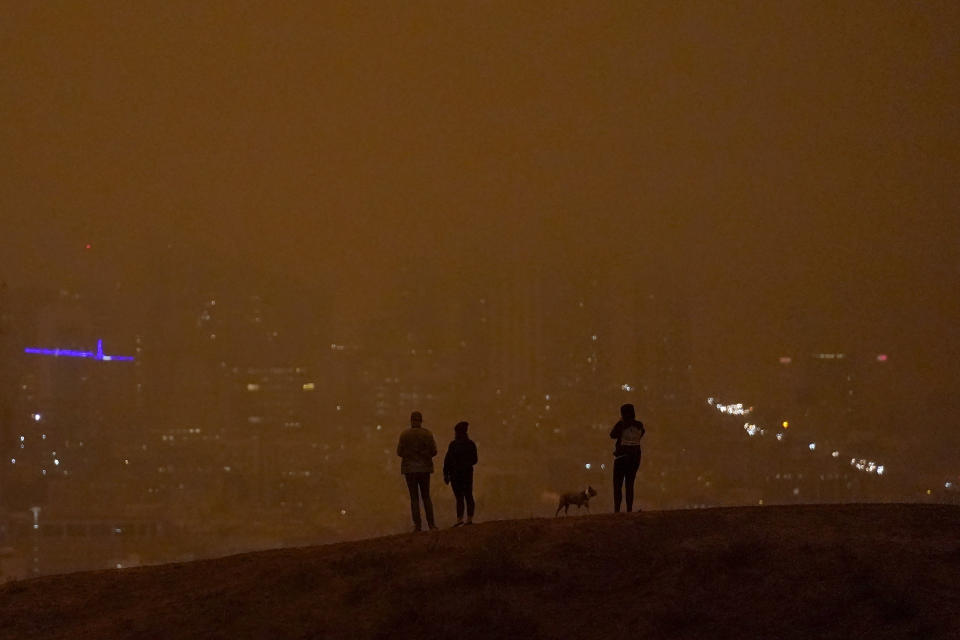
left=443, top=421, right=478, bottom=526
left=610, top=403, right=645, bottom=512
left=396, top=411, right=438, bottom=531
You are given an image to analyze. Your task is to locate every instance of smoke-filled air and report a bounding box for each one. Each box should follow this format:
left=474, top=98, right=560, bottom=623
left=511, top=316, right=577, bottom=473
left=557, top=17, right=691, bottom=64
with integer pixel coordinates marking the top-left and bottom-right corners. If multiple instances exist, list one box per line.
left=1, top=1, right=958, bottom=597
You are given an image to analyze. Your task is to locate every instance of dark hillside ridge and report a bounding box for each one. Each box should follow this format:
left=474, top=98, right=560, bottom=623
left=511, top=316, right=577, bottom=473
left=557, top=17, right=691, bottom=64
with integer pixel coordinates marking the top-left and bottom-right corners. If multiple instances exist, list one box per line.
left=1, top=504, right=959, bottom=640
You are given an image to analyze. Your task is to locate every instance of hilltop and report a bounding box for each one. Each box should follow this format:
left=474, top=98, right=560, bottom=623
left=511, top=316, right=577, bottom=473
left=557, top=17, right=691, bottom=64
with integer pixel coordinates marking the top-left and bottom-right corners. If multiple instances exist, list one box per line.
left=1, top=504, right=959, bottom=639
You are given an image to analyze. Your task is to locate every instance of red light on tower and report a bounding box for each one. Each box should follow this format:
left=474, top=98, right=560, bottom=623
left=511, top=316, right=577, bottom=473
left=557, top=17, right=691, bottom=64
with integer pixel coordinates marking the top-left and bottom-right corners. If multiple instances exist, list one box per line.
left=876, top=354, right=888, bottom=362
left=85, top=243, right=92, bottom=250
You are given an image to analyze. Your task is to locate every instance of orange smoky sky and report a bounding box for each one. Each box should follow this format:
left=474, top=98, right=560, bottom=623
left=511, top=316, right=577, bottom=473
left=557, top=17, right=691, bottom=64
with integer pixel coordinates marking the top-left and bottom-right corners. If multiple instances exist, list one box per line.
left=1, top=1, right=958, bottom=381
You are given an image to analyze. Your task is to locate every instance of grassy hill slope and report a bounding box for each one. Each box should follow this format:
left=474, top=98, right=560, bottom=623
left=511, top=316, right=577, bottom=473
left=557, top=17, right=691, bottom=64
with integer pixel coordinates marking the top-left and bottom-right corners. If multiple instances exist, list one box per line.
left=2, top=504, right=959, bottom=639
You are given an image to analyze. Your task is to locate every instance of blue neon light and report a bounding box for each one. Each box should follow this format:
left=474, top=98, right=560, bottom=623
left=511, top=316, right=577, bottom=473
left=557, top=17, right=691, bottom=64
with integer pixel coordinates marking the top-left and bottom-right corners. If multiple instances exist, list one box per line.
left=24, top=339, right=135, bottom=362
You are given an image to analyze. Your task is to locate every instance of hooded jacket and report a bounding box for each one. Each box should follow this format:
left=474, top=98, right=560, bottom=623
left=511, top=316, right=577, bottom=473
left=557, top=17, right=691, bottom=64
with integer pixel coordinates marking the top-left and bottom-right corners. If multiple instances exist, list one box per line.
left=443, top=436, right=478, bottom=480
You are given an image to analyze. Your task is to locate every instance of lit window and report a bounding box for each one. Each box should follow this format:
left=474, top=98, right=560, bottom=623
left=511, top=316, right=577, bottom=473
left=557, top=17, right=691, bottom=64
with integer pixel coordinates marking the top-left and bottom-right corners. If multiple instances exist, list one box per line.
left=246, top=383, right=260, bottom=391
left=302, top=382, right=315, bottom=391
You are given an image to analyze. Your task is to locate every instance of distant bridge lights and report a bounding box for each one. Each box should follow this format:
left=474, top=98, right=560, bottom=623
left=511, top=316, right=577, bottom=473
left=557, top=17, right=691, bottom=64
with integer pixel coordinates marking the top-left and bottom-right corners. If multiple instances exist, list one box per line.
left=24, top=339, right=134, bottom=362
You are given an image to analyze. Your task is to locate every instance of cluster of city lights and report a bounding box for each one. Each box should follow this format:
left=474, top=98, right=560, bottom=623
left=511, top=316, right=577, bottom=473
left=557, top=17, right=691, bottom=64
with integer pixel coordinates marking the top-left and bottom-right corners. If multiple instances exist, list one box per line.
left=850, top=458, right=885, bottom=476
left=707, top=398, right=753, bottom=416
left=708, top=397, right=888, bottom=479
left=743, top=422, right=764, bottom=437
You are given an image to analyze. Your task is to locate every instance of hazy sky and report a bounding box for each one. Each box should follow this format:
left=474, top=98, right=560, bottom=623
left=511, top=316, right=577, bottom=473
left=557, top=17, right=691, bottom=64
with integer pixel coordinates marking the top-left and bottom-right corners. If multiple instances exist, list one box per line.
left=2, top=2, right=958, bottom=386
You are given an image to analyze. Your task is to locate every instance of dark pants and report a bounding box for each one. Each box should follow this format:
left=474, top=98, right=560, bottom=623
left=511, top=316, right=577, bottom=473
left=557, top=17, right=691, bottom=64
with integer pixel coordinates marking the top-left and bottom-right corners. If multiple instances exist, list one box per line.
left=404, top=472, right=435, bottom=529
left=450, top=470, right=475, bottom=520
left=613, top=454, right=641, bottom=513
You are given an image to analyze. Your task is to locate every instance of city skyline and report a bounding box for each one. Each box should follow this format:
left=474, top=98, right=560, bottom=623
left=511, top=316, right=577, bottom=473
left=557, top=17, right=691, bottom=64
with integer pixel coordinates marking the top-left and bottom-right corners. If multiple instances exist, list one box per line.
left=0, top=1, right=958, bottom=581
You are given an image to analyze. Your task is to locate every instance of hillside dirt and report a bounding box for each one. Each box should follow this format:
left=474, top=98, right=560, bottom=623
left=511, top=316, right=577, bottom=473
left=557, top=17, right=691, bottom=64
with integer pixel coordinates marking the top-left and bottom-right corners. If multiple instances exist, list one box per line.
left=1, top=504, right=959, bottom=639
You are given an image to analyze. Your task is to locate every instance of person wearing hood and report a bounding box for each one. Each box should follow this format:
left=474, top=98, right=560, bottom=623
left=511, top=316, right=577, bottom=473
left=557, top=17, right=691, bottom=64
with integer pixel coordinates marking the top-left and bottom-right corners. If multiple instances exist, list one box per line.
left=443, top=421, right=478, bottom=526
left=609, top=403, right=645, bottom=513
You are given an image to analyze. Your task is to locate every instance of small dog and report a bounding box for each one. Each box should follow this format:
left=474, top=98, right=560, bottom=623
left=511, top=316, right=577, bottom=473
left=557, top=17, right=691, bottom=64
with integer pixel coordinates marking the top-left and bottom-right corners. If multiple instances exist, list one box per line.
left=555, top=486, right=597, bottom=516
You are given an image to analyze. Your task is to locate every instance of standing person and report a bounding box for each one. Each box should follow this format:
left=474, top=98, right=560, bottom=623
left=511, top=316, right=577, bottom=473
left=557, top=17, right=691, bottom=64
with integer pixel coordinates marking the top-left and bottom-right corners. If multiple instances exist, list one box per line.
left=396, top=411, right=438, bottom=531
left=443, top=421, right=478, bottom=527
left=610, top=403, right=645, bottom=513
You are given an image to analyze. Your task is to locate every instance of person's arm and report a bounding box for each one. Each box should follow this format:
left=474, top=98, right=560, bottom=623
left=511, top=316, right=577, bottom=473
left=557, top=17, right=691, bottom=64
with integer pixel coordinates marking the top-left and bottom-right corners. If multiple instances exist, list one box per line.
left=443, top=444, right=452, bottom=482
left=397, top=432, right=406, bottom=458
left=429, top=433, right=437, bottom=458
left=469, top=441, right=478, bottom=466
left=639, top=421, right=646, bottom=439
left=610, top=421, right=623, bottom=439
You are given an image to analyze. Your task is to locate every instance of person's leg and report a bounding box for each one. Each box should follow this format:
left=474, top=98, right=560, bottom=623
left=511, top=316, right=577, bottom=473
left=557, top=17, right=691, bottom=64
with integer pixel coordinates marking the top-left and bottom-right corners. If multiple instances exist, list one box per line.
left=625, top=456, right=641, bottom=512
left=464, top=472, right=475, bottom=522
left=405, top=474, right=422, bottom=530
left=452, top=480, right=465, bottom=522
left=613, top=458, right=626, bottom=512
left=418, top=473, right=436, bottom=529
